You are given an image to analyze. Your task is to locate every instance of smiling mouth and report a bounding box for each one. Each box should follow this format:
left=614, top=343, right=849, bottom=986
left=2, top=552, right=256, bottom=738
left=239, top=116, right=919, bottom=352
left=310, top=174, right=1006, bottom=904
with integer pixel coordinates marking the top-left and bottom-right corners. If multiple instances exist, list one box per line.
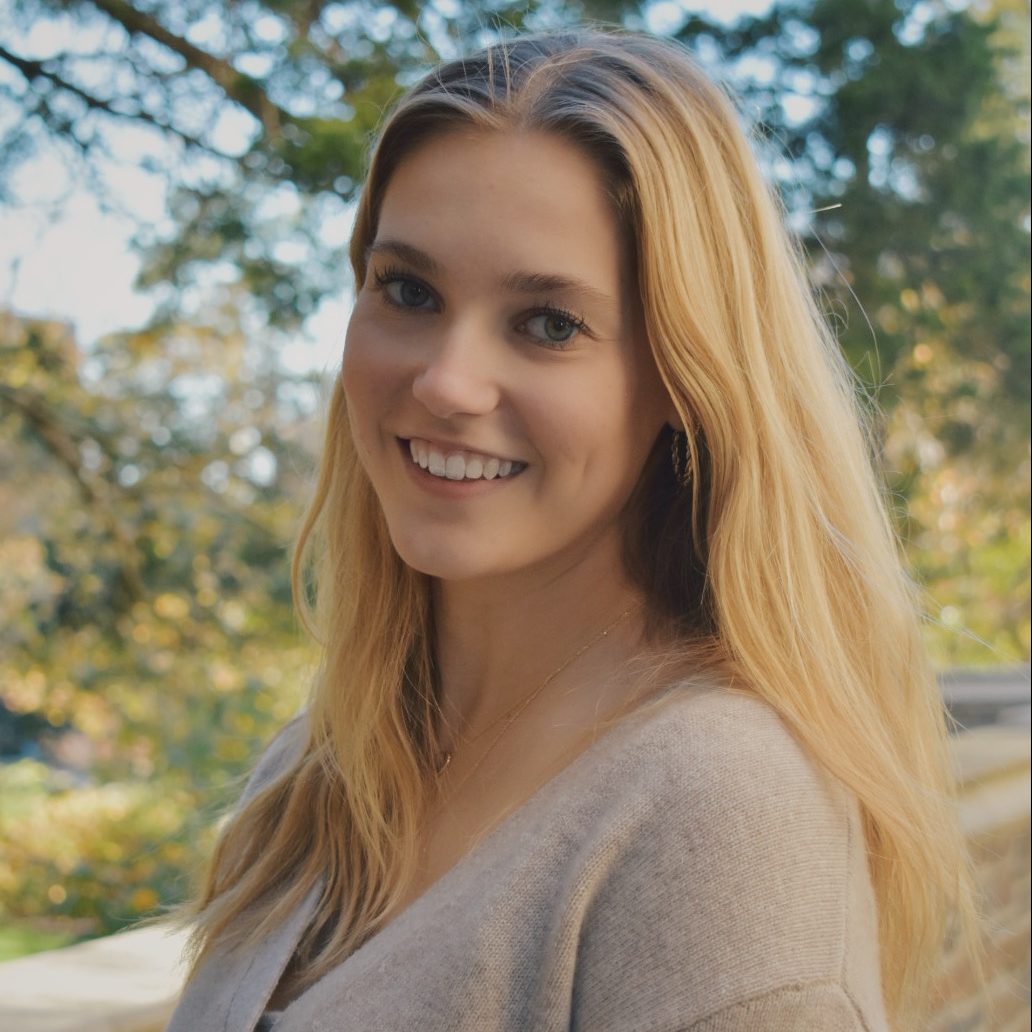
left=402, top=437, right=527, bottom=482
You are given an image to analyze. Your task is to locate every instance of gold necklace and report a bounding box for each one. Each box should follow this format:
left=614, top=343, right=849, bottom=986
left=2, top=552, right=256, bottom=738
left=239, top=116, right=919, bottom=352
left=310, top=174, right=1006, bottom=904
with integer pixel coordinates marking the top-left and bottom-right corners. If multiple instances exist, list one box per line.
left=433, top=603, right=639, bottom=779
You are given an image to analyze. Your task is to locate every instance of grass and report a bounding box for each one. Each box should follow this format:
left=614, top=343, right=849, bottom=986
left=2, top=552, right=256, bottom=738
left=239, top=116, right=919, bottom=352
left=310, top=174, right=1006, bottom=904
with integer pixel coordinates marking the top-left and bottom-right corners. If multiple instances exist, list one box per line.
left=0, top=924, right=79, bottom=962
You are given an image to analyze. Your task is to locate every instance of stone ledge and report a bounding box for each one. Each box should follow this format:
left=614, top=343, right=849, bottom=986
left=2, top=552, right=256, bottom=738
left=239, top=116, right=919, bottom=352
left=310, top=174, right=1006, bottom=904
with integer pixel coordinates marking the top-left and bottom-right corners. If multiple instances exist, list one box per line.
left=953, top=727, right=1031, bottom=842
left=956, top=768, right=1032, bottom=840
left=952, top=725, right=1032, bottom=789
left=0, top=923, right=188, bottom=1032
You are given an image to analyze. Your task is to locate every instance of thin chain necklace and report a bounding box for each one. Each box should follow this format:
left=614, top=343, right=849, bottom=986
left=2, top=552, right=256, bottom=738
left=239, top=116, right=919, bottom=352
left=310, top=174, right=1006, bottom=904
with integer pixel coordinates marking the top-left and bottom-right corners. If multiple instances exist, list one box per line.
left=433, top=603, right=639, bottom=781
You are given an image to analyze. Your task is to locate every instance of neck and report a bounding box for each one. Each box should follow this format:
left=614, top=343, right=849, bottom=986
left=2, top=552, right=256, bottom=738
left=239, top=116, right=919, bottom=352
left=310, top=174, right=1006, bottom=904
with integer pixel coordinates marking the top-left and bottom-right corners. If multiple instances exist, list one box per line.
left=431, top=535, right=647, bottom=745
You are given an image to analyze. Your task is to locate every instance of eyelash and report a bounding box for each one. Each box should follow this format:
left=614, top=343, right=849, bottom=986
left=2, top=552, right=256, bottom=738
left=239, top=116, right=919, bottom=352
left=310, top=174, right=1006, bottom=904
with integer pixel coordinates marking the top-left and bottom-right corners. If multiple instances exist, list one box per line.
left=371, top=265, right=588, bottom=348
left=373, top=265, right=434, bottom=308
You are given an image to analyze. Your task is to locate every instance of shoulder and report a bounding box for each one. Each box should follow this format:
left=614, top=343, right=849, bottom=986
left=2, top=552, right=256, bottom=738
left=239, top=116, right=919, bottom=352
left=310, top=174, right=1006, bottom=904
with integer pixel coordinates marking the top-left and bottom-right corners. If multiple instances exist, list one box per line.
left=593, top=683, right=856, bottom=889
left=603, top=684, right=850, bottom=833
left=570, top=685, right=886, bottom=1030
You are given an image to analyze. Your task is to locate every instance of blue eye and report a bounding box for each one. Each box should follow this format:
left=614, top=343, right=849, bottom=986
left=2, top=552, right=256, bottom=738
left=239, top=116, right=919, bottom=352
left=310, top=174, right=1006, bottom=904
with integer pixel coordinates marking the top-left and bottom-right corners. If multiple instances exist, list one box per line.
left=374, top=269, right=436, bottom=310
left=519, top=309, right=584, bottom=346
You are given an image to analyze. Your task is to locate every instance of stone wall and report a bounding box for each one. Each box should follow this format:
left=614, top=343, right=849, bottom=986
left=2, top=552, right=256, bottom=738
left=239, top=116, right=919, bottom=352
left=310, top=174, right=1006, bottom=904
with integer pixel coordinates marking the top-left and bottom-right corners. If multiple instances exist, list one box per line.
left=0, top=725, right=1028, bottom=1032
left=928, top=726, right=1031, bottom=1031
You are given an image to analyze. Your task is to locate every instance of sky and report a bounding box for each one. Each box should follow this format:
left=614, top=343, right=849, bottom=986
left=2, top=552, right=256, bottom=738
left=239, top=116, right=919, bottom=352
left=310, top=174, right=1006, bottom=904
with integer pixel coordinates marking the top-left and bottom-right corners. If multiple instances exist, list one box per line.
left=0, top=0, right=776, bottom=375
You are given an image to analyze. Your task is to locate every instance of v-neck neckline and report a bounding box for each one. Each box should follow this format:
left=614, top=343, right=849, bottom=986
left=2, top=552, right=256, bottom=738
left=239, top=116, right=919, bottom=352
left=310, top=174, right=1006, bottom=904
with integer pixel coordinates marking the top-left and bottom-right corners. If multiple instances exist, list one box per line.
left=269, top=686, right=701, bottom=1021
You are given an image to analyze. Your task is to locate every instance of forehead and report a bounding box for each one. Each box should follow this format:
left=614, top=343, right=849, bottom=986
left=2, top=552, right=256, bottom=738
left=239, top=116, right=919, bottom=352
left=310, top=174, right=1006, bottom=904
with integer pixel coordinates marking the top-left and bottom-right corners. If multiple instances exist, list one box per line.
left=374, top=128, right=628, bottom=293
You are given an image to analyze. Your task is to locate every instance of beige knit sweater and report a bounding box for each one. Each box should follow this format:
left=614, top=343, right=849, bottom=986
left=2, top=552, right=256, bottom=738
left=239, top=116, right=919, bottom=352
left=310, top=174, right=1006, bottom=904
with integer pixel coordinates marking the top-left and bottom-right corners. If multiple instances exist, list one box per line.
left=167, top=686, right=888, bottom=1031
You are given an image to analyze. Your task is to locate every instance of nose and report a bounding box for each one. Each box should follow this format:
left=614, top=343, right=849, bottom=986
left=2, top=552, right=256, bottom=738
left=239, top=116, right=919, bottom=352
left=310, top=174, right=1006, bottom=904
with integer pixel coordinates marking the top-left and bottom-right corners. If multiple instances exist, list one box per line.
left=411, top=320, right=501, bottom=419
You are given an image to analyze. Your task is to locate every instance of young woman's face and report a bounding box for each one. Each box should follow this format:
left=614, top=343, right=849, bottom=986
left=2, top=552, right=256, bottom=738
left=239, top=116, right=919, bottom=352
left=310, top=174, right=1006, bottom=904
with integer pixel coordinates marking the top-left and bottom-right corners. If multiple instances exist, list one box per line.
left=342, top=128, right=672, bottom=585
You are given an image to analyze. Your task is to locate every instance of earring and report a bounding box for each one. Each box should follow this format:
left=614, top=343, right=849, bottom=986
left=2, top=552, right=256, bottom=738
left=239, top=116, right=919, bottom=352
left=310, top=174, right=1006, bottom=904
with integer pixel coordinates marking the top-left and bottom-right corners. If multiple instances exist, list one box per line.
left=670, top=429, right=692, bottom=488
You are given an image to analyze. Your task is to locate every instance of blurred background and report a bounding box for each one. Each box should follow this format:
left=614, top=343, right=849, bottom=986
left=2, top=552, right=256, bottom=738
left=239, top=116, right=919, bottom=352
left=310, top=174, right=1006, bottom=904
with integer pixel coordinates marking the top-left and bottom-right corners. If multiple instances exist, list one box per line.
left=0, top=0, right=1028, bottom=964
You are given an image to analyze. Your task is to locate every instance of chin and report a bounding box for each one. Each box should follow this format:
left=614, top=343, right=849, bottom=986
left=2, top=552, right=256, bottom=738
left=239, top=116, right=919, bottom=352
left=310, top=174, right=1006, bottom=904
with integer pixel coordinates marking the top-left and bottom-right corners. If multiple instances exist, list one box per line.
left=387, top=528, right=499, bottom=582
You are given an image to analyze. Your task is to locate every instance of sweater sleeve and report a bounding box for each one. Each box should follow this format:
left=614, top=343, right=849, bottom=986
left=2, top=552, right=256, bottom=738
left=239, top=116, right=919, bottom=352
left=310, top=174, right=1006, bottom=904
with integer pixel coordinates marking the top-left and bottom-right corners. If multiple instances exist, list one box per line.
left=684, top=981, right=868, bottom=1031
left=569, top=693, right=887, bottom=1032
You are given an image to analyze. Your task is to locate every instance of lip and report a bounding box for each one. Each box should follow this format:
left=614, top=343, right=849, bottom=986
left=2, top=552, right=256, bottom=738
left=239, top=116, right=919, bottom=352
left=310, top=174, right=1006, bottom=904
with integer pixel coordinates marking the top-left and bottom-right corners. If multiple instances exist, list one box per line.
left=395, top=437, right=526, bottom=495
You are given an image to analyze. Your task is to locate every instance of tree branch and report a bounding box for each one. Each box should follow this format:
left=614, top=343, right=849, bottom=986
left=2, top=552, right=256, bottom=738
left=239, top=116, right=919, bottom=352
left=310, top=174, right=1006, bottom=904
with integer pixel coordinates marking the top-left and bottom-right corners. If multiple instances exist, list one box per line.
left=0, top=44, right=227, bottom=157
left=82, top=0, right=290, bottom=137
left=0, top=384, right=145, bottom=601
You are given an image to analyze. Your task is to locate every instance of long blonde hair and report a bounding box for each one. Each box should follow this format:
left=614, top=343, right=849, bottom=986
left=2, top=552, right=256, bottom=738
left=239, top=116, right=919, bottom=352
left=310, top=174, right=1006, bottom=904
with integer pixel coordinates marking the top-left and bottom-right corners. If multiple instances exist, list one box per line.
left=186, top=29, right=979, bottom=1026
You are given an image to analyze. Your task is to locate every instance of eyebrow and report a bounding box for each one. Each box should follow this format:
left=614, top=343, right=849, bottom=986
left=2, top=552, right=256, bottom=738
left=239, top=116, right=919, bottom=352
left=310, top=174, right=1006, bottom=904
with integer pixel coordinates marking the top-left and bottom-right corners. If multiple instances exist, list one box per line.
left=499, top=270, right=617, bottom=310
left=366, top=240, right=441, bottom=275
left=366, top=239, right=619, bottom=310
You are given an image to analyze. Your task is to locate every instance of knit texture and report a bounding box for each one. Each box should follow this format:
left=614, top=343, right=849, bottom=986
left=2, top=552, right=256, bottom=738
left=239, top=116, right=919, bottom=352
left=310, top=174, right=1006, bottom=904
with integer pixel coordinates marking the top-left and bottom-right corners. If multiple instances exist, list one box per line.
left=167, top=685, right=888, bottom=1032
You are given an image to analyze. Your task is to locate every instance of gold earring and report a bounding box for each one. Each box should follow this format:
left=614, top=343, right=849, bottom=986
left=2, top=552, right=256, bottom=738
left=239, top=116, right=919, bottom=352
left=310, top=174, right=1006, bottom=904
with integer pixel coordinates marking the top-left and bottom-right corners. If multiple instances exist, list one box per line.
left=670, top=429, right=692, bottom=488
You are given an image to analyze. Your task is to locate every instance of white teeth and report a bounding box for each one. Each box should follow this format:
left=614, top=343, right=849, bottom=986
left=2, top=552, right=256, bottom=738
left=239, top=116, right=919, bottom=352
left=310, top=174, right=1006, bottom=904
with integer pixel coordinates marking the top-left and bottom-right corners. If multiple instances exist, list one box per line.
left=406, top=439, right=522, bottom=482
left=408, top=440, right=428, bottom=469
left=427, top=449, right=447, bottom=476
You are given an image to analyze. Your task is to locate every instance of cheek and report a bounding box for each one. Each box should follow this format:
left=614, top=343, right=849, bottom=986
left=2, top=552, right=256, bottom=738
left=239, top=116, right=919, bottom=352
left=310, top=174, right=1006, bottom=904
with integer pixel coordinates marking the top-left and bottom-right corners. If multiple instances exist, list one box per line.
left=585, top=361, right=668, bottom=483
left=341, top=347, right=393, bottom=480
left=341, top=309, right=407, bottom=427
left=523, top=366, right=640, bottom=473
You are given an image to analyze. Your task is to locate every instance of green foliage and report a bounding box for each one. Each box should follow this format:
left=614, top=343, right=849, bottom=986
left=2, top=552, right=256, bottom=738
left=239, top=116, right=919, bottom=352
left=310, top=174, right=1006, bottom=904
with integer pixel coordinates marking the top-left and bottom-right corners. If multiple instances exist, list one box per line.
left=885, top=339, right=1030, bottom=664
left=0, top=758, right=210, bottom=935
left=672, top=0, right=1030, bottom=661
left=676, top=0, right=1030, bottom=400
left=0, top=925, right=77, bottom=963
left=0, top=309, right=313, bottom=947
left=0, top=308, right=315, bottom=773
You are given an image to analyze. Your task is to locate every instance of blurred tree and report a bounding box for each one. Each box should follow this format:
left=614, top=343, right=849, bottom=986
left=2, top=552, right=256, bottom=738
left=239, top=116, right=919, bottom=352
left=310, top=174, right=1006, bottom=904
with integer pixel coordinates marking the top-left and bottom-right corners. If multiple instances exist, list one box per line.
left=0, top=308, right=317, bottom=936
left=674, top=0, right=1030, bottom=401
left=2, top=0, right=1025, bottom=413
left=0, top=308, right=317, bottom=785
left=669, top=0, right=1030, bottom=661
left=0, top=0, right=638, bottom=328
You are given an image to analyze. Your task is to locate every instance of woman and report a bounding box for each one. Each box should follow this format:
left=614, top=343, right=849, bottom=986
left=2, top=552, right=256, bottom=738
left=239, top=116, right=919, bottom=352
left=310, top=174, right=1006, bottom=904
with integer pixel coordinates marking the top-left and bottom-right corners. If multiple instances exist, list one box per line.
left=169, top=29, right=979, bottom=1032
